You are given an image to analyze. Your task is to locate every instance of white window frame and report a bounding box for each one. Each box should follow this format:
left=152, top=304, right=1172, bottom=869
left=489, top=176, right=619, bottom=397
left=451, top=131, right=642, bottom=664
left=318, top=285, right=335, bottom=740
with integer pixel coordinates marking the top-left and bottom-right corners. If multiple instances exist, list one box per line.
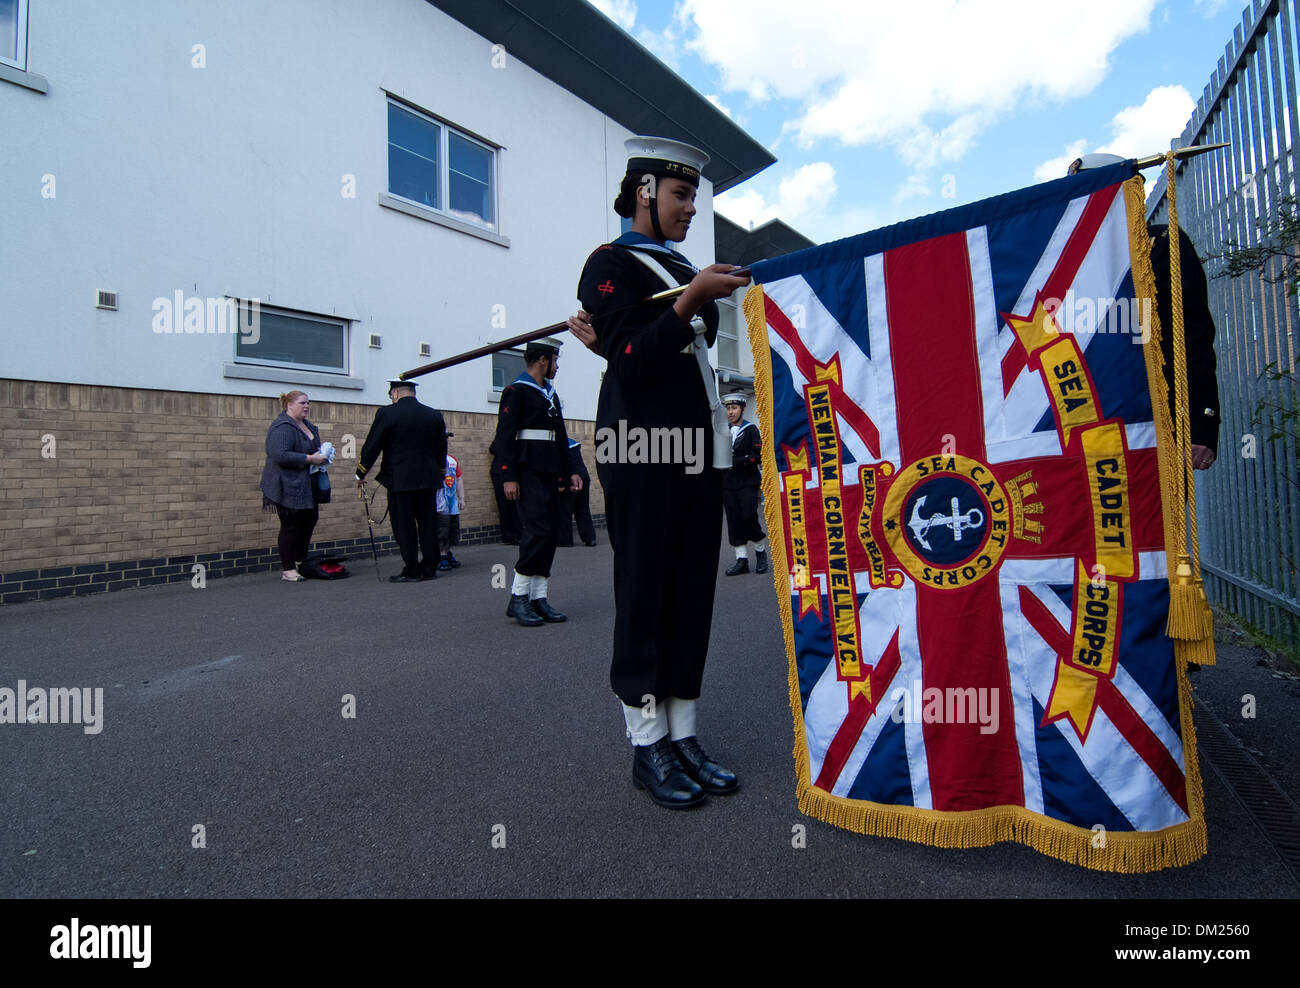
left=715, top=297, right=742, bottom=374
left=385, top=96, right=501, bottom=237
left=1, top=0, right=29, bottom=71
left=232, top=301, right=351, bottom=376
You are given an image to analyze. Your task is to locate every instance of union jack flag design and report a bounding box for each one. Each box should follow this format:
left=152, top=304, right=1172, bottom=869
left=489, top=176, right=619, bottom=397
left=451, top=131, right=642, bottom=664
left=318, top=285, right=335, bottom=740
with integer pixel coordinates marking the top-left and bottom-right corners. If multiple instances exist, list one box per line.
left=744, top=162, right=1206, bottom=871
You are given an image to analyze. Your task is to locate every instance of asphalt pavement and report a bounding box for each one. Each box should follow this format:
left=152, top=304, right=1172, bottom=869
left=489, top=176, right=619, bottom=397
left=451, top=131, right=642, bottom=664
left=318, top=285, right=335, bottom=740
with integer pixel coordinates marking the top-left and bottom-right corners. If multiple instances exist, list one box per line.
left=1, top=538, right=1297, bottom=898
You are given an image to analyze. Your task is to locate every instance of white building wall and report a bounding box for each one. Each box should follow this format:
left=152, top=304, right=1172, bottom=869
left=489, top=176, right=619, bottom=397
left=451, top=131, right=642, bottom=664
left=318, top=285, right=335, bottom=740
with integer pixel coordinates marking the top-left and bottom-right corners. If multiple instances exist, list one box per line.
left=0, top=0, right=719, bottom=422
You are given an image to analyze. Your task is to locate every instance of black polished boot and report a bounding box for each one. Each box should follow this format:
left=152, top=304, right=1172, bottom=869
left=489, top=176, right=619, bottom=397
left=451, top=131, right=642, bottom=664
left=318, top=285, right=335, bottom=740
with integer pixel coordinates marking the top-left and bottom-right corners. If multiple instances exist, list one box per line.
left=755, top=550, right=768, bottom=574
left=725, top=557, right=749, bottom=576
left=506, top=594, right=543, bottom=627
left=673, top=736, right=739, bottom=794
left=530, top=597, right=566, bottom=623
left=632, top=737, right=705, bottom=809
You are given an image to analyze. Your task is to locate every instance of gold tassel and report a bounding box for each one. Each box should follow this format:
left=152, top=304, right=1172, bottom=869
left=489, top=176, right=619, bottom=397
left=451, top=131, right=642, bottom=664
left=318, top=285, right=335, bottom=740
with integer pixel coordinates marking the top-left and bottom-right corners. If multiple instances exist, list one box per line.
left=1177, top=636, right=1217, bottom=667
left=795, top=783, right=1206, bottom=872
left=1158, top=155, right=1215, bottom=653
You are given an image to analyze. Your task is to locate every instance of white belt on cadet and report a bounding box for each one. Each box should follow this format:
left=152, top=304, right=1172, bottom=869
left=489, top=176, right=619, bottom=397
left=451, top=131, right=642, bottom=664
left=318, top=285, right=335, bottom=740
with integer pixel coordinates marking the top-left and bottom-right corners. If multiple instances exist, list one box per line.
left=517, top=429, right=555, bottom=441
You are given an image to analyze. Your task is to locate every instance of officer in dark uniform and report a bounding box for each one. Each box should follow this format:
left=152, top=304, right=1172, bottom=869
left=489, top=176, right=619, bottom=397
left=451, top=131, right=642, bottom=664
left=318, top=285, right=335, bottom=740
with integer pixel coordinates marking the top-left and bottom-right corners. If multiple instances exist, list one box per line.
left=493, top=338, right=582, bottom=626
left=721, top=392, right=768, bottom=575
left=355, top=380, right=447, bottom=582
left=570, top=136, right=751, bottom=810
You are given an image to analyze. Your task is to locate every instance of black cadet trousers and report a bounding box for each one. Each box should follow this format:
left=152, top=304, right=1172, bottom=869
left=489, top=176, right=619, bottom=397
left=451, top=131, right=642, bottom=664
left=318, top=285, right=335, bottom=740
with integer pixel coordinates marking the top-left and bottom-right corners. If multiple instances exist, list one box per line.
left=514, top=470, right=564, bottom=577
left=723, top=481, right=765, bottom=546
left=600, top=458, right=723, bottom=705
left=390, top=488, right=439, bottom=577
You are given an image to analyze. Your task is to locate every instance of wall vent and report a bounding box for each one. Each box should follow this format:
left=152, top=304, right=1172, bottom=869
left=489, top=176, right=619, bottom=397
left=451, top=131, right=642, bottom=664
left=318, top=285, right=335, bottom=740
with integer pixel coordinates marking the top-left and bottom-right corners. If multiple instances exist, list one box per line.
left=419, top=342, right=431, bottom=357
left=368, top=334, right=382, bottom=349
left=95, top=291, right=118, bottom=310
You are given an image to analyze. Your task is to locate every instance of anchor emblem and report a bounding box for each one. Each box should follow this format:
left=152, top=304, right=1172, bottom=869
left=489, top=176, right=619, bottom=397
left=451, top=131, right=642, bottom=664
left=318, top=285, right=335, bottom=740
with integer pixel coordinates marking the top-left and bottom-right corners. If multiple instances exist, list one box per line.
left=907, top=496, right=984, bottom=551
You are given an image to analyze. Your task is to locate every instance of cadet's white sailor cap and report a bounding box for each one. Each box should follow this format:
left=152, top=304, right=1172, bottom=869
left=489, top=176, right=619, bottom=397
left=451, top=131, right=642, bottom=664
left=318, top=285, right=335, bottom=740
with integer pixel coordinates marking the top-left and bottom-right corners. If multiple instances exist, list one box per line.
left=722, top=392, right=748, bottom=406
left=1067, top=152, right=1126, bottom=175
left=624, top=136, right=709, bottom=187
left=525, top=336, right=564, bottom=358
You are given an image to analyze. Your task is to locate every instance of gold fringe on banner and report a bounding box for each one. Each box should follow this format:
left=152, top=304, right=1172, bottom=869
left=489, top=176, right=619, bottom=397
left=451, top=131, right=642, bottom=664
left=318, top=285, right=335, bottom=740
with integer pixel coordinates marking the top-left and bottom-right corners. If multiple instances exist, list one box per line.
left=744, top=251, right=1208, bottom=870
left=1124, top=170, right=1216, bottom=663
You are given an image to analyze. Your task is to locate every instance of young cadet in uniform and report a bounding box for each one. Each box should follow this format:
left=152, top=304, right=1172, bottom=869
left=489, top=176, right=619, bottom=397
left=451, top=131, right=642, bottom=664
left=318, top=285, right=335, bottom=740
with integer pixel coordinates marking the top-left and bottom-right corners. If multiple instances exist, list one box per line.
left=493, top=338, right=582, bottom=627
left=355, top=380, right=447, bottom=582
left=721, top=392, right=768, bottom=575
left=569, top=137, right=751, bottom=809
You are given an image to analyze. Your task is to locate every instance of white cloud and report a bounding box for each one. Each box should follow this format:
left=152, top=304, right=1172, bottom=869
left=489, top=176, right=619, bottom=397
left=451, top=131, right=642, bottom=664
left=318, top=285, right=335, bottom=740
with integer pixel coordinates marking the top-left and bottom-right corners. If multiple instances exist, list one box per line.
left=1105, top=84, right=1195, bottom=157
left=706, top=94, right=733, bottom=119
left=1032, top=85, right=1195, bottom=181
left=636, top=24, right=684, bottom=70
left=894, top=173, right=933, bottom=205
left=716, top=162, right=837, bottom=231
left=1034, top=139, right=1089, bottom=183
left=586, top=0, right=637, bottom=31
left=680, top=0, right=1158, bottom=164
left=1193, top=0, right=1229, bottom=15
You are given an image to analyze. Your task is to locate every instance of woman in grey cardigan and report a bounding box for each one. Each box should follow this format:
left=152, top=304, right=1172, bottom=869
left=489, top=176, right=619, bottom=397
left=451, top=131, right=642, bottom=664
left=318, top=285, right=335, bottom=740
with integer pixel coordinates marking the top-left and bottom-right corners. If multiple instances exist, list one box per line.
left=260, top=391, right=327, bottom=581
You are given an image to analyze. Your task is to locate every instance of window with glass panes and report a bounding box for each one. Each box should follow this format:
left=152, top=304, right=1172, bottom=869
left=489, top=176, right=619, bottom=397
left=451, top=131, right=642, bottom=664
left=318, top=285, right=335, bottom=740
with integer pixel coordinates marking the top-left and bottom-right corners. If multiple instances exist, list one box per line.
left=492, top=349, right=526, bottom=390
left=235, top=304, right=348, bottom=374
left=1, top=0, right=28, bottom=69
left=387, top=100, right=497, bottom=230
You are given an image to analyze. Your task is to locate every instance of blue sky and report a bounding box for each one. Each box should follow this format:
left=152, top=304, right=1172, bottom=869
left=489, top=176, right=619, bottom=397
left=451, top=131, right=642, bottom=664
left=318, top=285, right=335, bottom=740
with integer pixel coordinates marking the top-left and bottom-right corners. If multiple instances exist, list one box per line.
left=587, top=0, right=1252, bottom=246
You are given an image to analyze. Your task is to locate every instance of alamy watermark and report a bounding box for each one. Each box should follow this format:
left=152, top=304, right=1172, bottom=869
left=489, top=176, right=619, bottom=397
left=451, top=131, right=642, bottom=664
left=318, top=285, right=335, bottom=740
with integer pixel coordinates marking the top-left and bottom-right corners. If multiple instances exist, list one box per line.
left=593, top=421, right=705, bottom=475
left=0, top=681, right=104, bottom=735
left=151, top=292, right=260, bottom=342
left=889, top=682, right=999, bottom=735
left=50, top=918, right=150, bottom=968
left=1043, top=292, right=1151, bottom=344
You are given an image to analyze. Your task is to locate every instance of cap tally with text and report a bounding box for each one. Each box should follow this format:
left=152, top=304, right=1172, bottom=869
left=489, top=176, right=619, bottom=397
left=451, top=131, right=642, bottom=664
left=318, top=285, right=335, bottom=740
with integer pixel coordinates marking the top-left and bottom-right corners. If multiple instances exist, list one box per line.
left=525, top=336, right=563, bottom=359
left=388, top=379, right=417, bottom=391
left=722, top=392, right=748, bottom=406
left=624, top=136, right=709, bottom=188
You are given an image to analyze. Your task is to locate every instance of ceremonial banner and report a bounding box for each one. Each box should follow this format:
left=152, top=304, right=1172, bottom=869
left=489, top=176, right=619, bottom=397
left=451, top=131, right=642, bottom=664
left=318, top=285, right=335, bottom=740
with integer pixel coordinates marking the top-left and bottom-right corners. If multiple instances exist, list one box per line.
left=744, top=162, right=1209, bottom=871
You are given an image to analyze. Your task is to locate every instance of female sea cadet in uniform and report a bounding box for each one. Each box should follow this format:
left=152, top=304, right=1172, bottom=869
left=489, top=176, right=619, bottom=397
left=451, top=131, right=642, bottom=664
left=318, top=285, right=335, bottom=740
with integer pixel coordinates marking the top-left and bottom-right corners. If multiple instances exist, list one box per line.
left=568, top=137, right=751, bottom=809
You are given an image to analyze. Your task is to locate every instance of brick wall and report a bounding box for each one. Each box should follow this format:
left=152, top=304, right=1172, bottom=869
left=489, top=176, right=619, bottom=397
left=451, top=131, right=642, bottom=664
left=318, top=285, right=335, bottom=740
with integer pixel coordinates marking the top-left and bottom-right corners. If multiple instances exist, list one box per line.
left=0, top=380, right=604, bottom=603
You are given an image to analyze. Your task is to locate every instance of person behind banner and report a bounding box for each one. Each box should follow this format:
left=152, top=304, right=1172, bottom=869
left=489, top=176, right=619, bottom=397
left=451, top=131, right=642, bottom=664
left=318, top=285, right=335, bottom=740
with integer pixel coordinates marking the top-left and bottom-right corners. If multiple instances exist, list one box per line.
left=355, top=380, right=448, bottom=582
left=556, top=438, right=597, bottom=548
left=1068, top=153, right=1221, bottom=468
left=721, top=392, right=768, bottom=575
left=493, top=338, right=582, bottom=626
left=489, top=437, right=522, bottom=545
left=568, top=136, right=751, bottom=810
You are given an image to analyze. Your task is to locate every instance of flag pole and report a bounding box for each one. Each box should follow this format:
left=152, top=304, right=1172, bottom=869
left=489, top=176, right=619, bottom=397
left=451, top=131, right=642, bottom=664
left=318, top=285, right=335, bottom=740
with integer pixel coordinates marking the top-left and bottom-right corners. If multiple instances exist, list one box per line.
left=398, top=283, right=692, bottom=381
left=1132, top=141, right=1230, bottom=171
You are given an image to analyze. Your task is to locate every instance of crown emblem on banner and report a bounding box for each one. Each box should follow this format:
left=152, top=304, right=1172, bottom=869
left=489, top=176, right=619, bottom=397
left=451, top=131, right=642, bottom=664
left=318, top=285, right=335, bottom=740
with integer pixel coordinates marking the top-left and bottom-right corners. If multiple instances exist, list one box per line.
left=1008, top=470, right=1044, bottom=543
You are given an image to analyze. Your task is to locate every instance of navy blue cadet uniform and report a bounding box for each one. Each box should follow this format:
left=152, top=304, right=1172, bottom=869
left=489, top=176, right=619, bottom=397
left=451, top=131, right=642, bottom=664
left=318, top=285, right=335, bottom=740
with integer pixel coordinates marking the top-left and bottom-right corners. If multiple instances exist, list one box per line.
left=492, top=373, right=575, bottom=580
left=578, top=236, right=723, bottom=705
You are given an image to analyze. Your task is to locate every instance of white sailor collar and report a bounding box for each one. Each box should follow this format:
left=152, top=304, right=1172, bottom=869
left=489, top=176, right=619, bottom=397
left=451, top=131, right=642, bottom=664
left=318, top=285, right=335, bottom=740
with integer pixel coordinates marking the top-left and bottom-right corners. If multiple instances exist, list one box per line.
left=510, top=372, right=556, bottom=402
